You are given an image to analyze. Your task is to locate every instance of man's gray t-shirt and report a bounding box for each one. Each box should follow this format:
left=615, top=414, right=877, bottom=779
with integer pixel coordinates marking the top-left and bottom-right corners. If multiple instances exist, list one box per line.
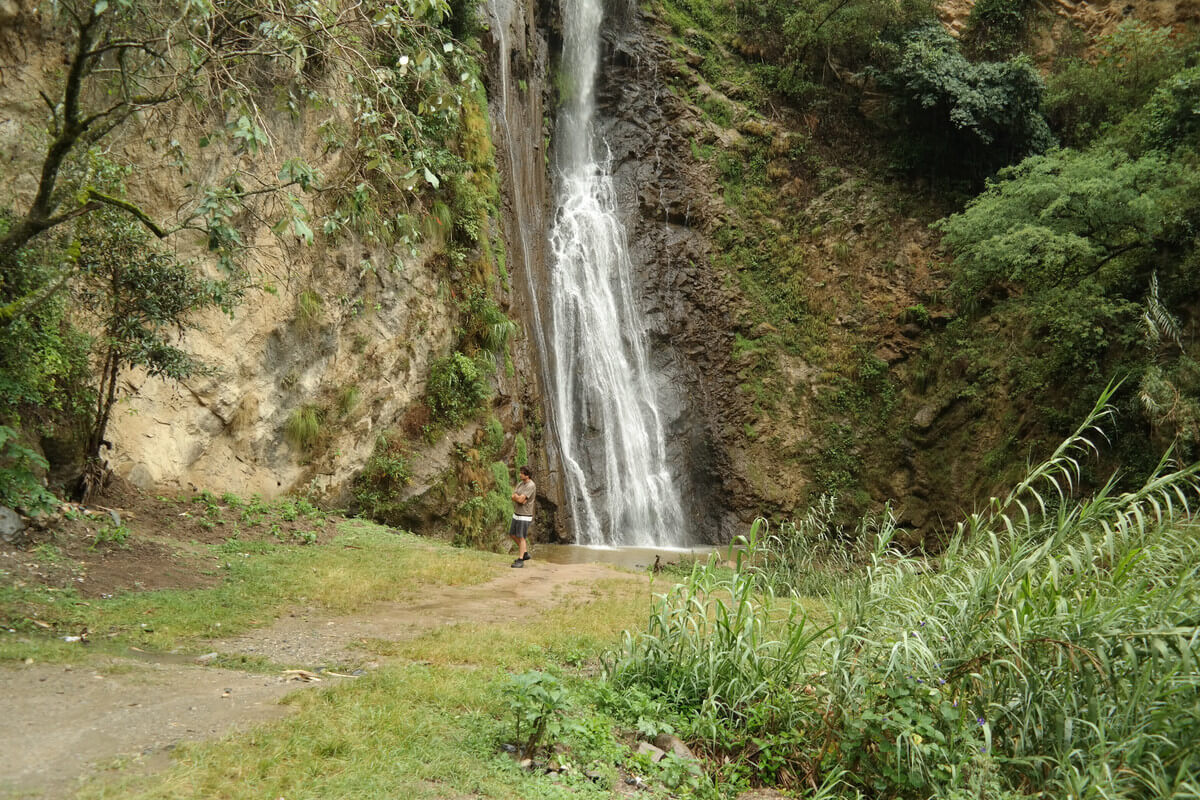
left=514, top=479, right=536, bottom=518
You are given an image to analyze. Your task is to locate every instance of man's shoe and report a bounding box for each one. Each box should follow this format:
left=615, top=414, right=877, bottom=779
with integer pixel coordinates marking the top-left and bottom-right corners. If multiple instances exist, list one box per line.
left=511, top=559, right=524, bottom=568
left=521, top=552, right=531, bottom=561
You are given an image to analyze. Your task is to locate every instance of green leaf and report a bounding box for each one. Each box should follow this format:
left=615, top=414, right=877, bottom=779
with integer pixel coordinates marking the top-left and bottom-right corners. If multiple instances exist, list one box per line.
left=423, top=168, right=439, bottom=189
left=293, top=218, right=314, bottom=245
left=93, top=0, right=109, bottom=14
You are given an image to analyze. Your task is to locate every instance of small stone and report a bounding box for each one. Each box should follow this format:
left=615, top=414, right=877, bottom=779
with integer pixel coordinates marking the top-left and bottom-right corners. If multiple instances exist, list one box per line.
left=635, top=741, right=667, bottom=762
left=652, top=734, right=697, bottom=761
left=913, top=404, right=940, bottom=431
left=0, top=507, right=25, bottom=546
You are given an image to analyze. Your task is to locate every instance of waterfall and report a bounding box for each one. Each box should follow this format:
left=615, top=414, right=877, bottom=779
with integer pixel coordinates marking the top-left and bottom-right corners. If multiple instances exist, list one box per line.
left=547, top=0, right=686, bottom=546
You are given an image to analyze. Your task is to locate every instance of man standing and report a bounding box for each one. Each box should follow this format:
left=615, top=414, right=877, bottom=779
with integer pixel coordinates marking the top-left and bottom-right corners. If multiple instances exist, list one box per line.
left=508, top=466, right=536, bottom=568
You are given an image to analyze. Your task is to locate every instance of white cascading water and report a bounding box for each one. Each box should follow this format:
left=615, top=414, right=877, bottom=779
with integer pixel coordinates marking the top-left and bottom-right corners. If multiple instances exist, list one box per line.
left=548, top=0, right=686, bottom=546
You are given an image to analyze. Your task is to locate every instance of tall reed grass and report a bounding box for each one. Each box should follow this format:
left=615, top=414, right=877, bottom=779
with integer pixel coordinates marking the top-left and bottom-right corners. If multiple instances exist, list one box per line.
left=607, top=390, right=1200, bottom=797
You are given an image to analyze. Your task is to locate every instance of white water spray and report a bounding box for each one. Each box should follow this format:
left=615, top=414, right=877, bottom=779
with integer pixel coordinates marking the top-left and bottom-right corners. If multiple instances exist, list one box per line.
left=548, top=0, right=686, bottom=546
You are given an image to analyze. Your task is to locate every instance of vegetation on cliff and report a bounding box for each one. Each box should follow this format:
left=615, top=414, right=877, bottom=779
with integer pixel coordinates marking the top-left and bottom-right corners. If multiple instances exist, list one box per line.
left=650, top=0, right=1200, bottom=529
left=0, top=0, right=518, bottom=516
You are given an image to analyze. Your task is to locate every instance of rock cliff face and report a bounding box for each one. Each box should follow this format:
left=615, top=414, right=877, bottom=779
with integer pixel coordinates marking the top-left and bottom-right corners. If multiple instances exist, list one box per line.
left=0, top=4, right=543, bottom=532
left=482, top=0, right=569, bottom=540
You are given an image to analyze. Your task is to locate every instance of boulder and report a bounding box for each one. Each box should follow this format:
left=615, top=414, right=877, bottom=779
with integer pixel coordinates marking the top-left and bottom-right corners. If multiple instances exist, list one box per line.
left=0, top=506, right=25, bottom=545
left=652, top=733, right=697, bottom=760
left=635, top=741, right=666, bottom=762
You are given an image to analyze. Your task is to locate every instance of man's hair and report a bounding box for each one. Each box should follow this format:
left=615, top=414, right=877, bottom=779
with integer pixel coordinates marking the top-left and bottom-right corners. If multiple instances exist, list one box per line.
left=519, top=465, right=533, bottom=479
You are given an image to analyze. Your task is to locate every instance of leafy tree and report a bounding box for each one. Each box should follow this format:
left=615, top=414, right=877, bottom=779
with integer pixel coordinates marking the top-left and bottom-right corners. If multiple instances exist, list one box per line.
left=880, top=24, right=1054, bottom=181
left=729, top=0, right=936, bottom=98
left=938, top=149, right=1196, bottom=305
left=1139, top=64, right=1200, bottom=154
left=961, top=0, right=1035, bottom=59
left=1047, top=21, right=1193, bottom=147
left=936, top=139, right=1200, bottom=454
left=72, top=212, right=243, bottom=498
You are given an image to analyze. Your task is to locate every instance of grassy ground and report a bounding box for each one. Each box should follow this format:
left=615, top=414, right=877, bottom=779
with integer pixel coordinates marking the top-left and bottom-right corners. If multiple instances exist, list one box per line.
left=4, top=490, right=719, bottom=799
left=1, top=519, right=499, bottom=664
left=76, top=576, right=657, bottom=800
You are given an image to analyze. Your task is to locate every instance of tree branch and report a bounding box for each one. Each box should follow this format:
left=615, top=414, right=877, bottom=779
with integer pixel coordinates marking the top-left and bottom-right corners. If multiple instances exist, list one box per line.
left=86, top=190, right=167, bottom=238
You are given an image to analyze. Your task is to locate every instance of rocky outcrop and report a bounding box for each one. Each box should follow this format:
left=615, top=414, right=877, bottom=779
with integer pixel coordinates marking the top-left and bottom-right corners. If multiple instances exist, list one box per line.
left=482, top=0, right=568, bottom=540
left=0, top=10, right=544, bottom=532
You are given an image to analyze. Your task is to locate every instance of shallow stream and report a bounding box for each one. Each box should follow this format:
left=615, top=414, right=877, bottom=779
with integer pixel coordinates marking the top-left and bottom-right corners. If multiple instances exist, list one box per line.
left=534, top=543, right=720, bottom=571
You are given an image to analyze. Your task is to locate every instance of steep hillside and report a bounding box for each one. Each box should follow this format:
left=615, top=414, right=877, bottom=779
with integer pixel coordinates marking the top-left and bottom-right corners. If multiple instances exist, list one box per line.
left=0, top=0, right=549, bottom=545
left=597, top=0, right=1200, bottom=540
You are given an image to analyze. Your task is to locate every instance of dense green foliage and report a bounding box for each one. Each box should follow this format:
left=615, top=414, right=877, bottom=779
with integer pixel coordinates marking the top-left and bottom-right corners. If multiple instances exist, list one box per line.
left=427, top=352, right=489, bottom=427
left=933, top=25, right=1200, bottom=469
left=881, top=25, right=1053, bottom=181
left=0, top=426, right=57, bottom=513
left=720, top=0, right=936, bottom=101
left=609, top=399, right=1200, bottom=797
left=352, top=431, right=414, bottom=525
left=961, top=0, right=1035, bottom=58
left=1047, top=22, right=1194, bottom=147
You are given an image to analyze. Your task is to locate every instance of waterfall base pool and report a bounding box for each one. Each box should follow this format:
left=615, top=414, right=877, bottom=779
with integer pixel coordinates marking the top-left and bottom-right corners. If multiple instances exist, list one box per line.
left=532, top=543, right=722, bottom=571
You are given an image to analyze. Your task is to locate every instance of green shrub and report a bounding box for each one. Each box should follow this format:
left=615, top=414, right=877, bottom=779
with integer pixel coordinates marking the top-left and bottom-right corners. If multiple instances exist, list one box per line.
left=727, top=0, right=936, bottom=95
left=502, top=670, right=571, bottom=759
left=352, top=431, right=412, bottom=525
left=91, top=522, right=130, bottom=549
left=457, top=286, right=515, bottom=355
left=962, top=0, right=1035, bottom=58
left=284, top=404, right=323, bottom=451
left=452, top=462, right=512, bottom=549
left=881, top=24, right=1053, bottom=182
left=0, top=425, right=56, bottom=513
left=1140, top=64, right=1200, bottom=153
left=426, top=352, right=489, bottom=427
left=1047, top=21, right=1190, bottom=147
left=482, top=416, right=504, bottom=457
left=489, top=461, right=510, bottom=492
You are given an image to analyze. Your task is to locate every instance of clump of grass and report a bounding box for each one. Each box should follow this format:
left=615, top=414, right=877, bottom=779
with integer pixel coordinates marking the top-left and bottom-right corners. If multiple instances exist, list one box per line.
left=753, top=495, right=890, bottom=598
left=284, top=404, right=323, bottom=451
left=482, top=416, right=504, bottom=457
left=336, top=384, right=360, bottom=416
left=605, top=524, right=828, bottom=763
left=609, top=389, right=1200, bottom=797
left=296, top=288, right=323, bottom=336
left=514, top=433, right=528, bottom=468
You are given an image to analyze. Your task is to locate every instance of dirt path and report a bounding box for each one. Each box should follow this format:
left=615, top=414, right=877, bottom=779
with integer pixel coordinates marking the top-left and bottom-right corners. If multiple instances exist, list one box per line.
left=0, top=560, right=643, bottom=799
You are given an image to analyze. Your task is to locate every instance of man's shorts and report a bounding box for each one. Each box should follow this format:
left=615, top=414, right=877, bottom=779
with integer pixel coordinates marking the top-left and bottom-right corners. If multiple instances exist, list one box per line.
left=508, top=515, right=532, bottom=538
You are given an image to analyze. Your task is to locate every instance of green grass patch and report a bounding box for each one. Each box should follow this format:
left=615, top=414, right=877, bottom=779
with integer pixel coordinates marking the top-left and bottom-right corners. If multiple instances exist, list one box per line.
left=1, top=521, right=497, bottom=661
left=76, top=578, right=657, bottom=800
